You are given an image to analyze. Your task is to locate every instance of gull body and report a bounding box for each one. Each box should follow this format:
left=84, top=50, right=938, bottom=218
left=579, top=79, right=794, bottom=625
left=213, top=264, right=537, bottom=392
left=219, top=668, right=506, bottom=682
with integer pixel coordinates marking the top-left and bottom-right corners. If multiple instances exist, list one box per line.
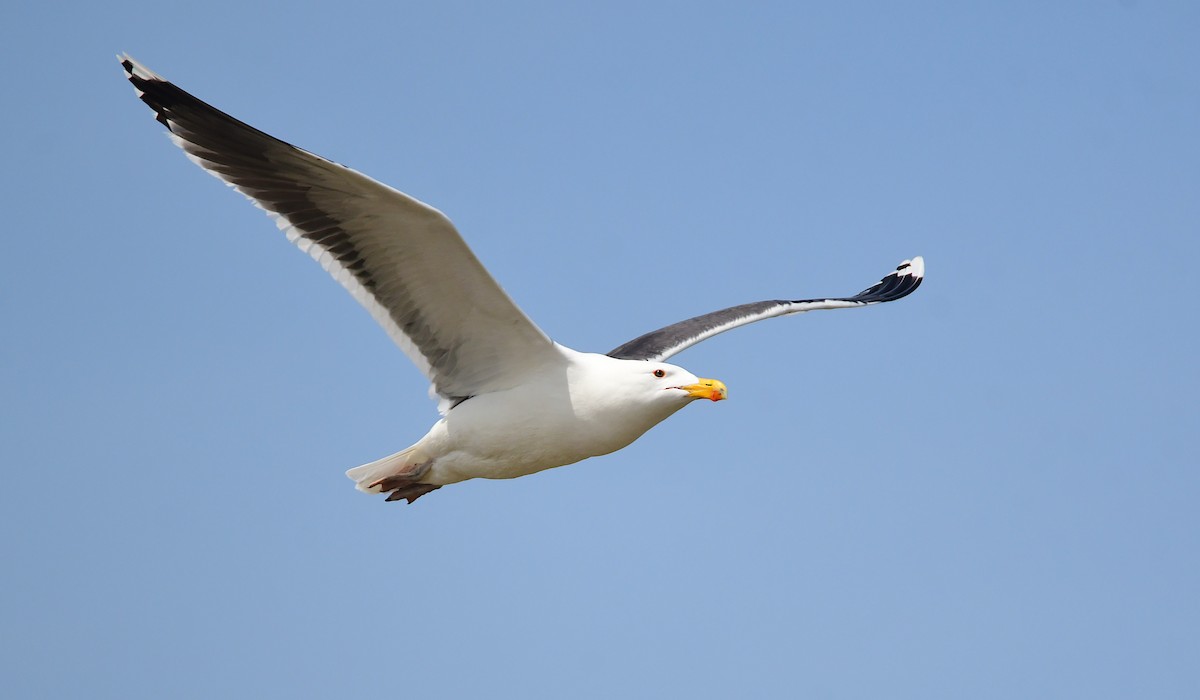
left=369, top=347, right=719, bottom=491
left=120, top=55, right=922, bottom=504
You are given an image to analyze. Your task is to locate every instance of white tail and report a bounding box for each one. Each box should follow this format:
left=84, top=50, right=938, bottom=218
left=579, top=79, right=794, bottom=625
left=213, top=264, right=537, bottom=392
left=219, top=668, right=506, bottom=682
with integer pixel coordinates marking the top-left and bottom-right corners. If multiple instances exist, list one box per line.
left=345, top=445, right=423, bottom=494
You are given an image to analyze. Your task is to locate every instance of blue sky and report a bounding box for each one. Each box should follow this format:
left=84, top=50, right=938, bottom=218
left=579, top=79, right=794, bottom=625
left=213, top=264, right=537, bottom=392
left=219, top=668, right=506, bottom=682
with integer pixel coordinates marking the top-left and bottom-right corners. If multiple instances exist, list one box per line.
left=2, top=1, right=1197, bottom=697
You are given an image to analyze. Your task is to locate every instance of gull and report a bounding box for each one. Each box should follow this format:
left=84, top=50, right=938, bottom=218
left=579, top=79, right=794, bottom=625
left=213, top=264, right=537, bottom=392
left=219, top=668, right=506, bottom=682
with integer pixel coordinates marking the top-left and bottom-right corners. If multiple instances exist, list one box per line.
left=120, top=56, right=924, bottom=504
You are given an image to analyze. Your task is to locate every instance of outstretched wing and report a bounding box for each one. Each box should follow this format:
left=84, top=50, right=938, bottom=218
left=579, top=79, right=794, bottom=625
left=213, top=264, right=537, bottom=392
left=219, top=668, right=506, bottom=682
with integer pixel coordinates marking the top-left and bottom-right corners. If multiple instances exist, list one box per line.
left=121, top=56, right=563, bottom=409
left=608, top=257, right=924, bottom=362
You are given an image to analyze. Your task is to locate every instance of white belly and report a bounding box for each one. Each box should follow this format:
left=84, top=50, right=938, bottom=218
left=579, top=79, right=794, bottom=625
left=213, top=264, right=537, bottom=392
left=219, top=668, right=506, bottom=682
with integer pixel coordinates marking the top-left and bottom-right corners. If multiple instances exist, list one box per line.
left=418, top=374, right=686, bottom=484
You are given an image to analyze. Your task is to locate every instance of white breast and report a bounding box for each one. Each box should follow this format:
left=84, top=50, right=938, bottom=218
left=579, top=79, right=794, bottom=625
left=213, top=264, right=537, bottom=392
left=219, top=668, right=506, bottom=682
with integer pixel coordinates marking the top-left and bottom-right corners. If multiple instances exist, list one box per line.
left=419, top=350, right=691, bottom=483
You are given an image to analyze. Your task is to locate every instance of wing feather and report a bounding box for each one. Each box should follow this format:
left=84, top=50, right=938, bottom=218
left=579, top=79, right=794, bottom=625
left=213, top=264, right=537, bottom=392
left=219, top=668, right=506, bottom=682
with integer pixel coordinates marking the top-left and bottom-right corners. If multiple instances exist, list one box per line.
left=608, top=257, right=924, bottom=362
left=121, top=56, right=563, bottom=408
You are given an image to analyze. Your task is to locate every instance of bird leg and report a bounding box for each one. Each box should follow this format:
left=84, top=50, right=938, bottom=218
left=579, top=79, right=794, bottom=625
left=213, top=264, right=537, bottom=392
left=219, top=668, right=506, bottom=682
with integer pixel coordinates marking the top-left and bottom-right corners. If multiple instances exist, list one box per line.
left=369, top=459, right=439, bottom=504
left=384, top=483, right=441, bottom=504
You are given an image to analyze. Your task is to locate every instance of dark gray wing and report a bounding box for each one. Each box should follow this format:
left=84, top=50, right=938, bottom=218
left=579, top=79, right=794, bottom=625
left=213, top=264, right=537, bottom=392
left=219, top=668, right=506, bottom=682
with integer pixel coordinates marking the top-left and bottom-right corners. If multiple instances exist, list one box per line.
left=608, top=257, right=924, bottom=362
left=121, top=56, right=564, bottom=410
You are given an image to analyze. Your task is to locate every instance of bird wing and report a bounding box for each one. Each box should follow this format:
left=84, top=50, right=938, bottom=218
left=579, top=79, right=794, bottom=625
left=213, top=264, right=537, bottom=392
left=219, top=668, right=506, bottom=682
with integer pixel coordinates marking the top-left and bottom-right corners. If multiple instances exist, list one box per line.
left=121, top=56, right=563, bottom=409
left=607, top=257, right=924, bottom=362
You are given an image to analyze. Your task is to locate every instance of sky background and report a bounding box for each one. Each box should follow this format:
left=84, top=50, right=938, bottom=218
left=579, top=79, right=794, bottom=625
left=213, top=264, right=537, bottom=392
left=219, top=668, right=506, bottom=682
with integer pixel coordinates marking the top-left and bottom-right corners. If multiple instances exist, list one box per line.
left=2, top=1, right=1197, bottom=697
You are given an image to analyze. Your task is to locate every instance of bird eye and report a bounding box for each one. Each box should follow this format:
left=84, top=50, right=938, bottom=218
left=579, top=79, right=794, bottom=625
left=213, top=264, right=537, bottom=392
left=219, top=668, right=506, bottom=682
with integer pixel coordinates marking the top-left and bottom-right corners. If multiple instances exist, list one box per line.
left=653, top=369, right=666, bottom=378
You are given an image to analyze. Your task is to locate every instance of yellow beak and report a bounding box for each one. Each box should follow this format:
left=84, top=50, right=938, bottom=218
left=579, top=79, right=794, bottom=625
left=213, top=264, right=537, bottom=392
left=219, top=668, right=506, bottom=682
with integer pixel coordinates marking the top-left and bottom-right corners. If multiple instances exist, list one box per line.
left=679, top=378, right=728, bottom=402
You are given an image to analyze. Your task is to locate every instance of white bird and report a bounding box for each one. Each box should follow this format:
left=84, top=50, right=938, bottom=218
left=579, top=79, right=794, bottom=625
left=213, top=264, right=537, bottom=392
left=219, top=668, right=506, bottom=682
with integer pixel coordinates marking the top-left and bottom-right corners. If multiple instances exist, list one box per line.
left=121, top=56, right=924, bottom=504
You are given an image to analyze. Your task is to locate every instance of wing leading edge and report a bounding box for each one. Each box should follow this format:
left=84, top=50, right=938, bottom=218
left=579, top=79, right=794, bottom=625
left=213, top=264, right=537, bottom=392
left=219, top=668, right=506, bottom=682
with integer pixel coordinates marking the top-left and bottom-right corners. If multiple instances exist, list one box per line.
left=121, top=56, right=562, bottom=407
left=607, top=257, right=924, bottom=362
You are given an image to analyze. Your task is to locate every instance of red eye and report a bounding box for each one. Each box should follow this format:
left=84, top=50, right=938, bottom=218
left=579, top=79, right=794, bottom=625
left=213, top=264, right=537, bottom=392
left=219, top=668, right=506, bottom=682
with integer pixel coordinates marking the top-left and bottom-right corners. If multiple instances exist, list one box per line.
left=653, top=369, right=666, bottom=378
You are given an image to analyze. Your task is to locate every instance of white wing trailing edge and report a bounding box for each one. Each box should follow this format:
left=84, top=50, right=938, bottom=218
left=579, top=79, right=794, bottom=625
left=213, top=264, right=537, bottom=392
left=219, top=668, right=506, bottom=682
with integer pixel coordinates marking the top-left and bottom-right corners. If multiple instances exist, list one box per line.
left=608, top=257, right=924, bottom=362
left=120, top=55, right=563, bottom=410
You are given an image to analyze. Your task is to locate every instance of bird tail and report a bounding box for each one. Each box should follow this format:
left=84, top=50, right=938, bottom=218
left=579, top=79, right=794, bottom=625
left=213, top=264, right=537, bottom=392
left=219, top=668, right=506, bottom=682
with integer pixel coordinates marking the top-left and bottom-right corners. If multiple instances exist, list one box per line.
left=345, top=444, right=426, bottom=494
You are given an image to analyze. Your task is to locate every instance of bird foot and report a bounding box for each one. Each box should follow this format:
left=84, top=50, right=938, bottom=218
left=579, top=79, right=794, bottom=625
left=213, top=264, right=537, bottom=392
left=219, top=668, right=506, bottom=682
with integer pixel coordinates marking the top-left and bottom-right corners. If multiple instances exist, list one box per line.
left=369, top=459, right=439, bottom=504
left=383, top=483, right=441, bottom=504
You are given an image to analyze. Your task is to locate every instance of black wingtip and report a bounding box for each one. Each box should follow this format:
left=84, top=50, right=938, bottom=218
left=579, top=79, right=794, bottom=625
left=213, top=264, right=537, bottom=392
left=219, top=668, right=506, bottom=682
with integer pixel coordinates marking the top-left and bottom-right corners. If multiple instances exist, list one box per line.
left=119, top=54, right=186, bottom=129
left=119, top=54, right=300, bottom=155
left=118, top=54, right=158, bottom=89
left=850, top=256, right=925, bottom=303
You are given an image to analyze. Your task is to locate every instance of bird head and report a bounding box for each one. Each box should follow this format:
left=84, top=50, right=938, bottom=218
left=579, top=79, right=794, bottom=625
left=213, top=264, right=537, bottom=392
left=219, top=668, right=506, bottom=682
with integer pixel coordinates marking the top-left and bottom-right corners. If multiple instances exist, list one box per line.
left=637, top=361, right=727, bottom=404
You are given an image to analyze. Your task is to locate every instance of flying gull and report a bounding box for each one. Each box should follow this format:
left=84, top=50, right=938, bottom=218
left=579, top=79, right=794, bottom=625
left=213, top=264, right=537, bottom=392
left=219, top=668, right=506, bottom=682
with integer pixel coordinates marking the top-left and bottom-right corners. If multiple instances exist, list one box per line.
left=120, top=56, right=924, bottom=504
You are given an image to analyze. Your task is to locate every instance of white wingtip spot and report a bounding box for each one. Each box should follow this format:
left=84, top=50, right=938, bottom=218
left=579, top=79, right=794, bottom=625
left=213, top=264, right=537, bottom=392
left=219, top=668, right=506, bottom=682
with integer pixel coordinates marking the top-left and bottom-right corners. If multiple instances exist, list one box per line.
left=901, top=255, right=925, bottom=279
left=118, top=53, right=167, bottom=88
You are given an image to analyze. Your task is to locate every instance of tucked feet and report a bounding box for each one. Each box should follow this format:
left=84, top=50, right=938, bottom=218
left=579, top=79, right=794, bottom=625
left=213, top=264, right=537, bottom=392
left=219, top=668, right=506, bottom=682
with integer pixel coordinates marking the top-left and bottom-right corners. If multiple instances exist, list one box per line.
left=381, top=482, right=441, bottom=504
left=365, top=459, right=440, bottom=504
